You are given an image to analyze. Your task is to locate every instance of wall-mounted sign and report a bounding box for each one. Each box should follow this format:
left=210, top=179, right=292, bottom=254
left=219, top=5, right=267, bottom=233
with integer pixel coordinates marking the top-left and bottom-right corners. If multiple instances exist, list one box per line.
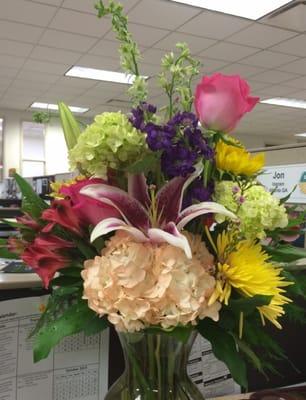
left=257, top=163, right=306, bottom=204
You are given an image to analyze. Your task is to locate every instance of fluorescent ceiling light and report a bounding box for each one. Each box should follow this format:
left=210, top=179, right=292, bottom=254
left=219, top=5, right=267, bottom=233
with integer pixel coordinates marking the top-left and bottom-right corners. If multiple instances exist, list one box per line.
left=30, top=102, right=89, bottom=114
left=260, top=98, right=306, bottom=109
left=169, top=0, right=292, bottom=20
left=65, top=66, right=148, bottom=84
left=295, top=133, right=306, bottom=137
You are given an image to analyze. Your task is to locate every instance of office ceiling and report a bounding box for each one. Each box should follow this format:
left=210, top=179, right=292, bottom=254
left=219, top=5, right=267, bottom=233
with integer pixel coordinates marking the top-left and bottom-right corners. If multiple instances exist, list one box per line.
left=1, top=0, right=306, bottom=142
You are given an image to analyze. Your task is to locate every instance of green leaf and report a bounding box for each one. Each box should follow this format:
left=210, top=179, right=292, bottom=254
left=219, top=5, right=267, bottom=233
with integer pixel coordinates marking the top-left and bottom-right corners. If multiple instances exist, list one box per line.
left=279, top=185, right=296, bottom=205
left=14, top=173, right=48, bottom=220
left=264, top=244, right=306, bottom=263
left=51, top=276, right=82, bottom=287
left=33, top=300, right=105, bottom=362
left=228, top=295, right=273, bottom=316
left=127, top=152, right=159, bottom=174
left=58, top=102, right=81, bottom=151
left=231, top=333, right=263, bottom=372
left=83, top=316, right=109, bottom=336
left=0, top=247, right=18, bottom=259
left=197, top=318, right=248, bottom=389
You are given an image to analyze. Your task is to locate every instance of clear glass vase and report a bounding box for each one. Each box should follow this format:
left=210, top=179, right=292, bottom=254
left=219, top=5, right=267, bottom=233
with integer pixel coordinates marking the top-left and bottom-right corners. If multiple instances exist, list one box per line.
left=105, top=330, right=204, bottom=400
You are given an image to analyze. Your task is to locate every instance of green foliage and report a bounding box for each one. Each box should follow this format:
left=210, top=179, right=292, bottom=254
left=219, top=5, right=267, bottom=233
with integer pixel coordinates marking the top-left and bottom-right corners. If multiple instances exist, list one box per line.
left=284, top=303, right=306, bottom=324
left=32, top=111, right=50, bottom=124
left=159, top=42, right=201, bottom=118
left=145, top=325, right=193, bottom=344
left=14, top=173, right=48, bottom=220
left=58, top=102, right=81, bottom=151
left=264, top=244, right=306, bottom=263
left=228, top=295, right=273, bottom=316
left=33, top=296, right=108, bottom=362
left=127, top=152, right=160, bottom=174
left=95, top=1, right=147, bottom=104
left=197, top=318, right=248, bottom=389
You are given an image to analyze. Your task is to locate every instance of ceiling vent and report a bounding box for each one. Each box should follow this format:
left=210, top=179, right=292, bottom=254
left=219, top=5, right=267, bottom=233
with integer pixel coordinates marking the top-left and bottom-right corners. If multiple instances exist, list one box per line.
left=260, top=0, right=306, bottom=32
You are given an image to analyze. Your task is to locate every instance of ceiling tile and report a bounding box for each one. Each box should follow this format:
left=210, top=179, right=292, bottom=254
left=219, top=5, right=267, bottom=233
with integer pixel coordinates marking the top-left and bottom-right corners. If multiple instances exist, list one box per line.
left=57, top=76, right=98, bottom=89
left=199, top=42, right=259, bottom=62
left=197, top=58, right=229, bottom=74
left=219, top=63, right=265, bottom=79
left=106, top=23, right=169, bottom=47
left=140, top=48, right=165, bottom=65
left=288, top=90, right=306, bottom=100
left=283, top=76, right=306, bottom=89
left=178, top=11, right=250, bottom=40
left=39, top=29, right=97, bottom=52
left=153, top=32, right=216, bottom=54
left=254, top=84, right=298, bottom=97
left=11, top=79, right=52, bottom=91
left=77, top=54, right=119, bottom=70
left=128, top=0, right=200, bottom=30
left=22, top=59, right=70, bottom=75
left=30, top=45, right=82, bottom=64
left=0, top=54, right=25, bottom=69
left=17, top=69, right=59, bottom=83
left=240, top=50, right=298, bottom=68
left=0, top=66, right=19, bottom=78
left=251, top=70, right=300, bottom=84
left=0, top=20, right=43, bottom=43
left=0, top=39, right=33, bottom=57
left=277, top=58, right=306, bottom=74
left=1, top=0, right=57, bottom=26
left=271, top=35, right=306, bottom=57
left=228, top=24, right=297, bottom=49
left=88, top=39, right=122, bottom=59
left=49, top=8, right=111, bottom=38
left=62, top=0, right=139, bottom=14
left=28, top=0, right=62, bottom=5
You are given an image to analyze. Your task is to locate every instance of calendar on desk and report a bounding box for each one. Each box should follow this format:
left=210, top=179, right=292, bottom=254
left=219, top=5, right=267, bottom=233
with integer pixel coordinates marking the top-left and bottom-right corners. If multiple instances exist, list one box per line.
left=0, top=296, right=109, bottom=400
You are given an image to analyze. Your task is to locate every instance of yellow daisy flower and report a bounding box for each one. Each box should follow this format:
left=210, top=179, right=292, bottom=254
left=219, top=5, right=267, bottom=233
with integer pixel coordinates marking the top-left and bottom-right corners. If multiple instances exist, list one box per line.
left=216, top=140, right=265, bottom=176
left=209, top=232, right=292, bottom=328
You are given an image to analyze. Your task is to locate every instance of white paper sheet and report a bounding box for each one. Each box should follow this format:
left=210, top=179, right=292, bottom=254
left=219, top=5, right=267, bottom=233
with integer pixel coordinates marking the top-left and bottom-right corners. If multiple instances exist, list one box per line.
left=188, top=334, right=241, bottom=398
left=0, top=296, right=109, bottom=400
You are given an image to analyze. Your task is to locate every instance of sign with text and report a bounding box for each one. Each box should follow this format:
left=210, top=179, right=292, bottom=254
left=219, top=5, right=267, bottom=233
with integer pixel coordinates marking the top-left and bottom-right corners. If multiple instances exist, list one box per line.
left=257, top=163, right=306, bottom=204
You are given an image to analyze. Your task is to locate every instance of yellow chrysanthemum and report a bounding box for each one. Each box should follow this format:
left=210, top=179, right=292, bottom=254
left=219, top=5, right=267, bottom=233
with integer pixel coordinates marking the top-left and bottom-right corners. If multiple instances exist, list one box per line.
left=50, top=175, right=86, bottom=198
left=216, top=140, right=265, bottom=176
left=209, top=232, right=292, bottom=328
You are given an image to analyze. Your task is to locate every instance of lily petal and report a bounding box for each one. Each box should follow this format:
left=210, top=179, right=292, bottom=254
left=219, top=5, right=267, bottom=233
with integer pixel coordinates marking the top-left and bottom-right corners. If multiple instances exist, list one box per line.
left=91, top=218, right=148, bottom=243
left=148, top=222, right=192, bottom=259
left=128, top=173, right=151, bottom=208
left=80, top=184, right=150, bottom=231
left=157, top=163, right=203, bottom=225
left=176, top=202, right=237, bottom=231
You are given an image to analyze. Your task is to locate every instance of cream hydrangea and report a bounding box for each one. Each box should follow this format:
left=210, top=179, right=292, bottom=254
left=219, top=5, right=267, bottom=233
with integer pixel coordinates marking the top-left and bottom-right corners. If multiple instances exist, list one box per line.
left=82, top=231, right=220, bottom=332
left=213, top=181, right=288, bottom=240
left=69, top=112, right=146, bottom=177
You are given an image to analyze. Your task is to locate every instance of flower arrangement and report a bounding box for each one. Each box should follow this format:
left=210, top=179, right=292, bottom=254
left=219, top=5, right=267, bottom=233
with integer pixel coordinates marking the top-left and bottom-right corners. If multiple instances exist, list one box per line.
left=3, top=0, right=306, bottom=391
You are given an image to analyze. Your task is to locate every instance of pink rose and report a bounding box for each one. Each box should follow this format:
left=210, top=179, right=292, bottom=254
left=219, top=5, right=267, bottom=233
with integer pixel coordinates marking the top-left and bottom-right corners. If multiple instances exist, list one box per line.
left=60, top=178, right=120, bottom=226
left=194, top=73, right=259, bottom=133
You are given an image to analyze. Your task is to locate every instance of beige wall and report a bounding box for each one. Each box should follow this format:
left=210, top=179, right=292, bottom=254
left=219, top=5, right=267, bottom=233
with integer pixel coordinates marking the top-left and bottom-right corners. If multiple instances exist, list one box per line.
left=250, top=143, right=306, bottom=166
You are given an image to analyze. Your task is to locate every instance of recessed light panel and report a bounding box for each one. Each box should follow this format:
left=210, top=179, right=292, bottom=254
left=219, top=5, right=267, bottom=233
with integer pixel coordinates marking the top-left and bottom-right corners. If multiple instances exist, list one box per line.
left=295, top=133, right=306, bottom=137
left=261, top=98, right=306, bottom=109
left=31, top=102, right=89, bottom=114
left=169, top=0, right=292, bottom=20
left=65, top=66, right=148, bottom=84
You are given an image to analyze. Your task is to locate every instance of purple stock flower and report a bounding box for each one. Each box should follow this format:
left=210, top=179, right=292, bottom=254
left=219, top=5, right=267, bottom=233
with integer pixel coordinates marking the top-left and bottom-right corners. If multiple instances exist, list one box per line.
left=169, top=112, right=198, bottom=128
left=184, top=127, right=214, bottom=159
left=145, top=123, right=176, bottom=151
left=129, top=102, right=157, bottom=131
left=183, top=179, right=214, bottom=208
left=161, top=143, right=197, bottom=178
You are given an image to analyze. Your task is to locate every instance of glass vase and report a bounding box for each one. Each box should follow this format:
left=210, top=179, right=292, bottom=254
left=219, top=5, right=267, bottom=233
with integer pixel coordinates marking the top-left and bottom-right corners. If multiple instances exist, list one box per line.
left=105, top=330, right=204, bottom=400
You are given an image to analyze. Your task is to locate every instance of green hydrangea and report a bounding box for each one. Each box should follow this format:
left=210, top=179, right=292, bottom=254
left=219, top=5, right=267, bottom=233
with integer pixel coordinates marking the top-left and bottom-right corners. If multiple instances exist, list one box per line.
left=69, top=112, right=146, bottom=177
left=214, top=181, right=288, bottom=240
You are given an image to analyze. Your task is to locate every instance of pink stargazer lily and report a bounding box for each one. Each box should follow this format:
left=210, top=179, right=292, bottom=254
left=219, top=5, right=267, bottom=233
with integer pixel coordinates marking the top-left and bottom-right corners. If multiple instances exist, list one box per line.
left=80, top=165, right=236, bottom=258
